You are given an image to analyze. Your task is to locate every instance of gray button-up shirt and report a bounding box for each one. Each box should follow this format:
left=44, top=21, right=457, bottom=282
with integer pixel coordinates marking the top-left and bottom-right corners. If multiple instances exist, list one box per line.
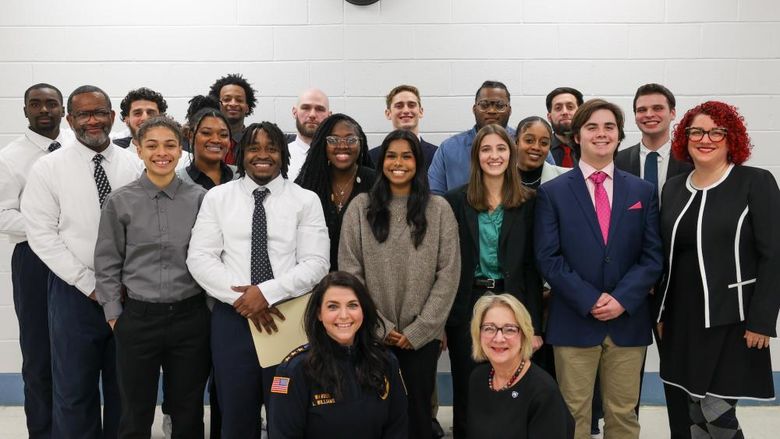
left=95, top=172, right=206, bottom=321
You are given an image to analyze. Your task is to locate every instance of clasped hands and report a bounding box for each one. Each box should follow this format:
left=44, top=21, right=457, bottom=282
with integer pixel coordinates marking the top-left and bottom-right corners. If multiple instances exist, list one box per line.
left=232, top=285, right=285, bottom=334
left=591, top=292, right=625, bottom=321
left=385, top=329, right=413, bottom=350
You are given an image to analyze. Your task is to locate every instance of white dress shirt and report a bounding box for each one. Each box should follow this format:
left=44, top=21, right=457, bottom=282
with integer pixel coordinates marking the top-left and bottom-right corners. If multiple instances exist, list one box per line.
left=639, top=141, right=672, bottom=195
left=286, top=135, right=310, bottom=182
left=21, top=140, right=144, bottom=295
left=187, top=173, right=329, bottom=306
left=0, top=128, right=73, bottom=243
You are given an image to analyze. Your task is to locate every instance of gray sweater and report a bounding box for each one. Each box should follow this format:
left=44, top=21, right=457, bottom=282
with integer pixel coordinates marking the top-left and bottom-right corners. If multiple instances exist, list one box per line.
left=338, top=193, right=461, bottom=349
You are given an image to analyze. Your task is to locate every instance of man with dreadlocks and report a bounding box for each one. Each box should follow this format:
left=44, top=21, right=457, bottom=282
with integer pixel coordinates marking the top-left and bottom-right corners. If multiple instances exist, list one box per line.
left=187, top=120, right=329, bottom=438
left=208, top=73, right=257, bottom=165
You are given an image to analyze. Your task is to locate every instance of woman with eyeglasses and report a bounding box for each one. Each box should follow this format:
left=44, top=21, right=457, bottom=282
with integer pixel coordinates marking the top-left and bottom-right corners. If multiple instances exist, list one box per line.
left=657, top=101, right=780, bottom=437
left=443, top=124, right=543, bottom=439
left=467, top=293, right=573, bottom=439
left=339, top=129, right=460, bottom=439
left=296, top=113, right=375, bottom=271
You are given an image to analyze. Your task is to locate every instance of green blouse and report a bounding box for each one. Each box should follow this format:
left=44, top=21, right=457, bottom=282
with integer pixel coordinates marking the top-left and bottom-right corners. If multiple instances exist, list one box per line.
left=474, top=205, right=504, bottom=280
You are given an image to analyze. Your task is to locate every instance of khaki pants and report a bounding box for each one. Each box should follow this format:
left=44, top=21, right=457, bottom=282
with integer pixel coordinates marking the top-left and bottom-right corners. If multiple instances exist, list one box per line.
left=554, top=336, right=646, bottom=439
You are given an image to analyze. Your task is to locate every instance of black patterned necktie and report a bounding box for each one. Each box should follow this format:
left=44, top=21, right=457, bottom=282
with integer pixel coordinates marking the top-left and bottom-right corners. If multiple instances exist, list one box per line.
left=251, top=188, right=274, bottom=285
left=48, top=141, right=61, bottom=152
left=92, top=154, right=112, bottom=208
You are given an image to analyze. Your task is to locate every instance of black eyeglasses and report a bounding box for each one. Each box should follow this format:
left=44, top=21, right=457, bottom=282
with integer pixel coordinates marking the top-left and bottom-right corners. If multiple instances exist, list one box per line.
left=480, top=323, right=520, bottom=338
left=71, top=109, right=111, bottom=123
left=686, top=127, right=727, bottom=142
left=476, top=100, right=509, bottom=113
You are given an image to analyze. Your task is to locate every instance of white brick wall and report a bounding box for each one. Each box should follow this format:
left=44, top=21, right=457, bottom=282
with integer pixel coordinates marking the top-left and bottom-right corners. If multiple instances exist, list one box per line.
left=0, top=0, right=779, bottom=374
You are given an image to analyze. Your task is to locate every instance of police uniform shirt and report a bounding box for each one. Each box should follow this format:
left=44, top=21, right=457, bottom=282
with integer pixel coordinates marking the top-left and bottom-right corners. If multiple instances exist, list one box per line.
left=269, top=343, right=408, bottom=439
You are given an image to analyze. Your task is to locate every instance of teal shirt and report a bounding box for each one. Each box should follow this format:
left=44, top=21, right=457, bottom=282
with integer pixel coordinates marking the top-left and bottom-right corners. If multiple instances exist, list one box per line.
left=474, top=205, right=504, bottom=279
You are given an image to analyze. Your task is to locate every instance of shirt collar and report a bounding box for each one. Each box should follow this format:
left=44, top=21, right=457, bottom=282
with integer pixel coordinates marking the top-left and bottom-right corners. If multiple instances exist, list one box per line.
left=239, top=172, right=285, bottom=196
left=139, top=171, right=181, bottom=199
left=293, top=135, right=310, bottom=147
left=579, top=159, right=614, bottom=180
left=25, top=128, right=61, bottom=152
left=639, top=140, right=671, bottom=159
left=187, top=161, right=233, bottom=182
left=73, top=139, right=117, bottom=164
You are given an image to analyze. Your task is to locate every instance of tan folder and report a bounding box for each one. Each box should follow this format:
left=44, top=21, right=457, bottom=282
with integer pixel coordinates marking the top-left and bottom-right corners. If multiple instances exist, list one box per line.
left=248, top=292, right=311, bottom=368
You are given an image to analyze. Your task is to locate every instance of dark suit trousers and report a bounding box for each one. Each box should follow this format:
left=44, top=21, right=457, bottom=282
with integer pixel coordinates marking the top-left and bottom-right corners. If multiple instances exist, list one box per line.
left=391, top=340, right=439, bottom=439
left=12, top=242, right=52, bottom=438
left=48, top=274, right=120, bottom=439
left=211, top=301, right=275, bottom=439
left=445, top=324, right=477, bottom=439
left=114, top=295, right=210, bottom=439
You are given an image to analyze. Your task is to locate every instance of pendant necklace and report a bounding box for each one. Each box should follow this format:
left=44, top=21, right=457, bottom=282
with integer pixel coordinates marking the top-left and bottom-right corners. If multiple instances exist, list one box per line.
left=331, top=167, right=359, bottom=212
left=488, top=359, right=525, bottom=391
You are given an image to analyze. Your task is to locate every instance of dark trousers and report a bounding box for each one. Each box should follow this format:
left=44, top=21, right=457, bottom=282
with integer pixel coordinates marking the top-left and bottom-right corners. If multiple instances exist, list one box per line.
left=114, top=295, right=211, bottom=439
left=392, top=340, right=440, bottom=439
left=445, top=324, right=477, bottom=439
left=48, top=274, right=120, bottom=439
left=652, top=327, right=691, bottom=439
left=11, top=242, right=52, bottom=438
left=211, top=301, right=274, bottom=439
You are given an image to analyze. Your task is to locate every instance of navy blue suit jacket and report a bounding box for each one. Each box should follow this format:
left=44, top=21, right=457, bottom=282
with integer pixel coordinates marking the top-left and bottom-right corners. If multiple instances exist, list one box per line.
left=534, top=165, right=663, bottom=347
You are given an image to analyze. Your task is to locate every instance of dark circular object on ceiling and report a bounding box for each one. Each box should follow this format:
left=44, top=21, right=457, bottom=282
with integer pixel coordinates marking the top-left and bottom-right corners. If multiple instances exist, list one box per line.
left=346, top=0, right=380, bottom=5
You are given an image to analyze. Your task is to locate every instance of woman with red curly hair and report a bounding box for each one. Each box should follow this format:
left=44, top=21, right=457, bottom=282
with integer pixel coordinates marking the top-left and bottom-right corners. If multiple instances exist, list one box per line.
left=656, top=101, right=780, bottom=437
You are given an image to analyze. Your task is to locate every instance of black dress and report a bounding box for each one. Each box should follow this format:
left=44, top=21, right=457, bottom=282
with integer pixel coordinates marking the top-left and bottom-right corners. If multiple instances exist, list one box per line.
left=466, top=363, right=573, bottom=439
left=659, top=189, right=774, bottom=400
left=323, top=166, right=376, bottom=271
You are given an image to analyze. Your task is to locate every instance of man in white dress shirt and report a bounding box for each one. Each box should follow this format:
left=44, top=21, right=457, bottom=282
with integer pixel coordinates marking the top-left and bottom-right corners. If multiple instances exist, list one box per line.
left=0, top=83, right=71, bottom=438
left=286, top=88, right=331, bottom=182
left=187, top=121, right=329, bottom=438
left=21, top=85, right=142, bottom=439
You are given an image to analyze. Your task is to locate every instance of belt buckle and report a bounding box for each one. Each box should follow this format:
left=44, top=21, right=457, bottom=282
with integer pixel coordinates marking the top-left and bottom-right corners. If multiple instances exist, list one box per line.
left=486, top=278, right=495, bottom=289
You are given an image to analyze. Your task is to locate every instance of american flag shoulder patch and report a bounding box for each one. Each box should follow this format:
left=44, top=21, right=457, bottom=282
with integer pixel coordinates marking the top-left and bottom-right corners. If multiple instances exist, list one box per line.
left=271, top=376, right=290, bottom=394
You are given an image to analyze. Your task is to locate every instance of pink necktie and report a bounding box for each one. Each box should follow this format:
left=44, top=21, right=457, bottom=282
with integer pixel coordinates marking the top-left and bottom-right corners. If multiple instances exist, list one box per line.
left=589, top=171, right=610, bottom=244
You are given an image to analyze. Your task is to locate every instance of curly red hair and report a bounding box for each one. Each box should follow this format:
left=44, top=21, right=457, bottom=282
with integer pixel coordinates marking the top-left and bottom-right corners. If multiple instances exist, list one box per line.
left=671, top=101, right=751, bottom=165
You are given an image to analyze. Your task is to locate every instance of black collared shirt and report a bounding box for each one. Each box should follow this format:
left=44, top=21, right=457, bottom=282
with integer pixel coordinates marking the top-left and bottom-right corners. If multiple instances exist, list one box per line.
left=186, top=162, right=234, bottom=190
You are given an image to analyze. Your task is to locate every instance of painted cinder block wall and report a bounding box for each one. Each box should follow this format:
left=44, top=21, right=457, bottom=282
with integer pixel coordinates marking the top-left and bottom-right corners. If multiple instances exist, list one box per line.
left=0, top=0, right=778, bottom=397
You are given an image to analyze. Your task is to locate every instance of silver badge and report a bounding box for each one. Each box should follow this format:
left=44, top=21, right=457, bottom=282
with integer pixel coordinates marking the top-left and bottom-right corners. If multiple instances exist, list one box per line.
left=511, top=391, right=519, bottom=399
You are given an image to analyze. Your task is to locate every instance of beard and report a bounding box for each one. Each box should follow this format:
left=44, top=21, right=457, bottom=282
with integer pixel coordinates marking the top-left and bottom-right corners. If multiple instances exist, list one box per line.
left=76, top=125, right=111, bottom=149
left=296, top=118, right=319, bottom=139
left=551, top=120, right=571, bottom=136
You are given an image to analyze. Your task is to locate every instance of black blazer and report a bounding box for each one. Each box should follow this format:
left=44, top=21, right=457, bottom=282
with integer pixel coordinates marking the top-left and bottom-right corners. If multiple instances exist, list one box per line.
left=444, top=186, right=543, bottom=331
left=113, top=136, right=133, bottom=149
left=369, top=137, right=438, bottom=172
left=615, top=143, right=693, bottom=182
left=657, top=165, right=780, bottom=336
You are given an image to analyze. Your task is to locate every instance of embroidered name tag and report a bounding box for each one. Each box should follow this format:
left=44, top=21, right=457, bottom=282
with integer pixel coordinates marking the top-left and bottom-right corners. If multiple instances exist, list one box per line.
left=271, top=377, right=290, bottom=394
left=312, top=393, right=336, bottom=406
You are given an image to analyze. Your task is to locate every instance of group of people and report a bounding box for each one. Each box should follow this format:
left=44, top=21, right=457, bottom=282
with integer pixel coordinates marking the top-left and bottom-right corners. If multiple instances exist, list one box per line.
left=0, top=73, right=777, bottom=439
